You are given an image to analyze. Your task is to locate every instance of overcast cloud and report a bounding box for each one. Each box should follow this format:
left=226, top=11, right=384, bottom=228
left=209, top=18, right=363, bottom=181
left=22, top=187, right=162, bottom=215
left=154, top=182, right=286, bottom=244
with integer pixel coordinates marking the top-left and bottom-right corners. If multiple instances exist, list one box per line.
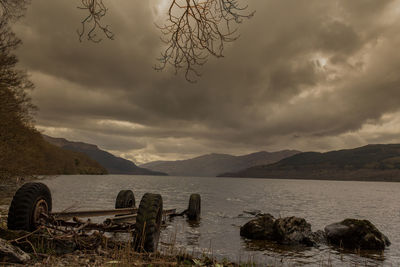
left=11, top=0, right=400, bottom=163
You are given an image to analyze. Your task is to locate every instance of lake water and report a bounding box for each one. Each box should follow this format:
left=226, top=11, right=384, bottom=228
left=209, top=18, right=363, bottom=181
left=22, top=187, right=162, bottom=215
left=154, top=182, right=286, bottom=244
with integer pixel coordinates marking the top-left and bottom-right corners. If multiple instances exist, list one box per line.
left=9, top=175, right=400, bottom=266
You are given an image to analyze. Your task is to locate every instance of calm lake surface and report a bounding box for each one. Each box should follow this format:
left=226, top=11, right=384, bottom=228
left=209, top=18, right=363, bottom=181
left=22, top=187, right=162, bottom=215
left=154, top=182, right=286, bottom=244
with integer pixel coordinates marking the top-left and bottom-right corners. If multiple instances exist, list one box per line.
left=26, top=176, right=400, bottom=265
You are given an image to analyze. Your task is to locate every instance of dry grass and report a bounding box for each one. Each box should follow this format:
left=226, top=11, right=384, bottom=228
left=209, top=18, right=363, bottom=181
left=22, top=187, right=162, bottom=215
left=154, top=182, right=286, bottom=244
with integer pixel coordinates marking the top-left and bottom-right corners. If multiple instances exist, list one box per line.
left=0, top=208, right=7, bottom=229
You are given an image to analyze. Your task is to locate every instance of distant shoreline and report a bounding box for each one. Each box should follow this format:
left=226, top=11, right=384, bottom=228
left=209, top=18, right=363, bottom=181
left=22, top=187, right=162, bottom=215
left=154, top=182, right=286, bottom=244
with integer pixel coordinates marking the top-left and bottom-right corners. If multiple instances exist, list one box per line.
left=217, top=175, right=400, bottom=183
left=30, top=173, right=400, bottom=183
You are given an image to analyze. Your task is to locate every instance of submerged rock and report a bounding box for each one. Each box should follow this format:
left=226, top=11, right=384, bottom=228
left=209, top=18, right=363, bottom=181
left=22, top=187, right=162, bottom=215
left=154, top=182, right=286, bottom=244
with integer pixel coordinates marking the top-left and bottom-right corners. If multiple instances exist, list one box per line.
left=324, top=219, right=390, bottom=250
left=240, top=214, right=321, bottom=246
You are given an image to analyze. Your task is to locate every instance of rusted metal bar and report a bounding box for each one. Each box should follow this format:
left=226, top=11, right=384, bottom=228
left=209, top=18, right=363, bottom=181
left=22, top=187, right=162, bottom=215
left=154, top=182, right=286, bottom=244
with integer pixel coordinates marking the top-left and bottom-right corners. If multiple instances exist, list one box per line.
left=50, top=207, right=138, bottom=219
left=48, top=220, right=135, bottom=232
left=103, top=209, right=176, bottom=224
left=164, top=209, right=176, bottom=216
left=105, top=214, right=137, bottom=224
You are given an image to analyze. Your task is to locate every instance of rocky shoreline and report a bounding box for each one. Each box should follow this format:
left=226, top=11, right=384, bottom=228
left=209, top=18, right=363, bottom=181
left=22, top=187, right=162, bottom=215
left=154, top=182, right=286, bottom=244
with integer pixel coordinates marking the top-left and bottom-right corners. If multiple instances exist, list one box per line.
left=240, top=213, right=390, bottom=252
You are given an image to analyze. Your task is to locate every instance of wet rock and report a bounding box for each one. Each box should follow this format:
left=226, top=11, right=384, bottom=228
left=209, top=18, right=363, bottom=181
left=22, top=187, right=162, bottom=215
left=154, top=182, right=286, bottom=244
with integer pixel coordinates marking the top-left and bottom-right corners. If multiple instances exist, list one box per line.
left=0, top=237, right=30, bottom=263
left=240, top=213, right=275, bottom=240
left=240, top=214, right=320, bottom=246
left=324, top=219, right=390, bottom=250
left=309, top=230, right=327, bottom=244
left=273, top=216, right=315, bottom=246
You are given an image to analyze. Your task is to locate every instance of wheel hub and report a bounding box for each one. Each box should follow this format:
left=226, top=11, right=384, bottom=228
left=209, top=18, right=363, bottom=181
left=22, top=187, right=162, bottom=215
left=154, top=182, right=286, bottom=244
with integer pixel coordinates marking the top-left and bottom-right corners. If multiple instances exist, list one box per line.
left=33, top=199, right=48, bottom=226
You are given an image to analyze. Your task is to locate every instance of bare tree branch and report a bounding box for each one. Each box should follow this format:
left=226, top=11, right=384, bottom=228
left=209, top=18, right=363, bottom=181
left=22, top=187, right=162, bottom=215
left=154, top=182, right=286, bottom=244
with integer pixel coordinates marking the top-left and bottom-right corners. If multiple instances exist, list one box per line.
left=77, top=0, right=114, bottom=43
left=155, top=0, right=254, bottom=82
left=0, top=0, right=252, bottom=82
left=76, top=0, right=253, bottom=82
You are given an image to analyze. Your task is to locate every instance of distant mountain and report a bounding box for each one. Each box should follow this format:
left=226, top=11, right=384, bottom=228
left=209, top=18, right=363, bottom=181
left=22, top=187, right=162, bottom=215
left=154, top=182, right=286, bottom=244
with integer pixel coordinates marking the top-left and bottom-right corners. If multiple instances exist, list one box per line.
left=140, top=150, right=300, bottom=177
left=43, top=135, right=167, bottom=176
left=219, top=144, right=400, bottom=181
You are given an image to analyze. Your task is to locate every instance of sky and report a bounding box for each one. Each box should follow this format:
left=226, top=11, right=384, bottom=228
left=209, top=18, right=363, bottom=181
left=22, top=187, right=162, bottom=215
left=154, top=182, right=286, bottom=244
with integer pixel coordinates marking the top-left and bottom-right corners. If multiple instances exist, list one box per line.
left=11, top=0, right=400, bottom=164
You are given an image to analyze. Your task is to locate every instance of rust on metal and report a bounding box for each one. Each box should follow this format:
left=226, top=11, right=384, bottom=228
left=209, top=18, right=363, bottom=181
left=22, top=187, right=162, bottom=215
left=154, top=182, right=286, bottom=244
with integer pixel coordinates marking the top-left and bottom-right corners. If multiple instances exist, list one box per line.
left=33, top=199, right=49, bottom=227
left=44, top=207, right=178, bottom=233
left=103, top=208, right=177, bottom=224
left=104, top=214, right=137, bottom=224
left=50, top=219, right=135, bottom=232
left=50, top=207, right=138, bottom=219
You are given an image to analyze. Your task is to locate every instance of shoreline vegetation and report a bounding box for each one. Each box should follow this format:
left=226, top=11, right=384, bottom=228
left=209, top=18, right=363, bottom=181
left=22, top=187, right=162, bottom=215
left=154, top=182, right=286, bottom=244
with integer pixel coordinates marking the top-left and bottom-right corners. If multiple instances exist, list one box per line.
left=0, top=182, right=252, bottom=266
left=0, top=183, right=237, bottom=267
left=0, top=212, right=253, bottom=267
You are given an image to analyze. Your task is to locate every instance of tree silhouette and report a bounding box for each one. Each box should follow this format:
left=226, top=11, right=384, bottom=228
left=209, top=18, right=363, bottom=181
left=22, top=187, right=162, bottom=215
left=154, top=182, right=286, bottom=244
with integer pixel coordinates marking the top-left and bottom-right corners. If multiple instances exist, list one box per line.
left=0, top=0, right=29, bottom=20
left=0, top=17, right=34, bottom=126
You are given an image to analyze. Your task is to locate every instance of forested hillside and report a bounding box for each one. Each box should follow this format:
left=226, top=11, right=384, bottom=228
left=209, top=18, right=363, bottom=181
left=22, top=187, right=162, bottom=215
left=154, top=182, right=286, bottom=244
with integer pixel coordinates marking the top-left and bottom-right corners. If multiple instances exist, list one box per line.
left=219, top=144, right=400, bottom=181
left=0, top=18, right=107, bottom=181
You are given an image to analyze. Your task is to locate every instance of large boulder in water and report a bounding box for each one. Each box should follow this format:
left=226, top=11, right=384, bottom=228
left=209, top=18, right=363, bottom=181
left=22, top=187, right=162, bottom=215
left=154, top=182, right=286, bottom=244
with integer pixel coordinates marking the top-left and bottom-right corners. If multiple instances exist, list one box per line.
left=324, top=219, right=390, bottom=250
left=240, top=214, right=275, bottom=240
left=240, top=214, right=321, bottom=246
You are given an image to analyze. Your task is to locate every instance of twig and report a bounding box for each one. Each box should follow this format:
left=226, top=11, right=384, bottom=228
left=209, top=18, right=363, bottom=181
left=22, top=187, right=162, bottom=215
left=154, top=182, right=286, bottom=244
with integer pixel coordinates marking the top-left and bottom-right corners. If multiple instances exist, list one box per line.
left=76, top=219, right=91, bottom=232
left=10, top=226, right=42, bottom=243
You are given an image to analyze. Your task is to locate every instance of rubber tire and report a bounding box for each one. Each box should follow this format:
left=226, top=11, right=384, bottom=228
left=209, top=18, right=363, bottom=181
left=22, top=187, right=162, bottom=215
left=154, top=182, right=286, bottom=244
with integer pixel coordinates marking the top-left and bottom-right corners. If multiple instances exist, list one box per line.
left=187, top=194, right=201, bottom=221
left=115, top=190, right=135, bottom=209
left=7, top=182, right=52, bottom=231
left=134, top=193, right=163, bottom=252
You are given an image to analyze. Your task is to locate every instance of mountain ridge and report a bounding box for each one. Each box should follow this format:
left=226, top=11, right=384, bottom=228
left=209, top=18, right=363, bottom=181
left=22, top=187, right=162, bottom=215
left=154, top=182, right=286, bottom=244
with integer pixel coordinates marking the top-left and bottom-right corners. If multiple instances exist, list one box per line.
left=43, top=135, right=167, bottom=176
left=218, top=144, right=400, bottom=181
left=140, top=150, right=300, bottom=177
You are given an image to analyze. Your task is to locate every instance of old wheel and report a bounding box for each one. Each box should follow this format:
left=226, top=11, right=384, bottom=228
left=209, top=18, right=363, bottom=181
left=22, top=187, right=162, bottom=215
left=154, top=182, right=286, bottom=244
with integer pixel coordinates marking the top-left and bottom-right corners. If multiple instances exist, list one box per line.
left=115, top=190, right=135, bottom=209
left=187, top=194, right=201, bottom=221
left=7, top=182, right=52, bottom=231
left=134, top=193, right=163, bottom=252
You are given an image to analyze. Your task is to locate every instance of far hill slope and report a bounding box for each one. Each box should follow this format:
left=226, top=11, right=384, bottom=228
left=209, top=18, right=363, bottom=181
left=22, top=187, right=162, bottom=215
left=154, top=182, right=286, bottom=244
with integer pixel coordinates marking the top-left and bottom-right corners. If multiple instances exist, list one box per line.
left=140, top=150, right=300, bottom=177
left=1, top=130, right=107, bottom=178
left=44, top=135, right=167, bottom=176
left=219, top=144, right=400, bottom=181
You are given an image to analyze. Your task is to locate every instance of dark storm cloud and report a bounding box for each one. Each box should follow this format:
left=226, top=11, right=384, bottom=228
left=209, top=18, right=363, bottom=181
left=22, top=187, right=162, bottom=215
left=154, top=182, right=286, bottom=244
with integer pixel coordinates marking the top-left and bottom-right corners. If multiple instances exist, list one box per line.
left=13, top=0, right=400, bottom=162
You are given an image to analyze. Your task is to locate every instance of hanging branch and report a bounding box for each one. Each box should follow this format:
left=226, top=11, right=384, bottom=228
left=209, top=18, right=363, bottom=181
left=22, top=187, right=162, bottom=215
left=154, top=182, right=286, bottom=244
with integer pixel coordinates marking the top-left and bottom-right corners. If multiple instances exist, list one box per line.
left=77, top=0, right=253, bottom=82
left=155, top=0, right=254, bottom=82
left=77, top=0, right=114, bottom=43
